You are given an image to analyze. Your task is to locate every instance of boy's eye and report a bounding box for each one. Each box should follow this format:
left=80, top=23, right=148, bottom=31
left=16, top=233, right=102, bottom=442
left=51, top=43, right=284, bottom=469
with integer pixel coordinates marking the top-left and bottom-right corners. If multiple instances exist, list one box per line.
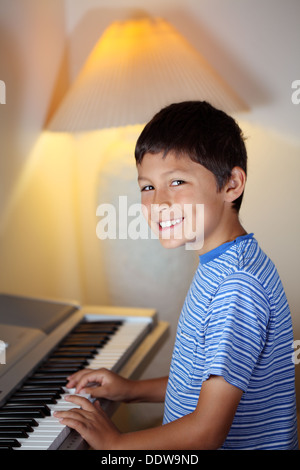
left=171, top=180, right=185, bottom=186
left=141, top=185, right=154, bottom=192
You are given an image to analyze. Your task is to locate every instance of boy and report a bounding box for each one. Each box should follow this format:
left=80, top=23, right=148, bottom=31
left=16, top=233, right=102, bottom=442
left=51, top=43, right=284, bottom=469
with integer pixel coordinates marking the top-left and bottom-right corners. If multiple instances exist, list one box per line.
left=54, top=101, right=298, bottom=450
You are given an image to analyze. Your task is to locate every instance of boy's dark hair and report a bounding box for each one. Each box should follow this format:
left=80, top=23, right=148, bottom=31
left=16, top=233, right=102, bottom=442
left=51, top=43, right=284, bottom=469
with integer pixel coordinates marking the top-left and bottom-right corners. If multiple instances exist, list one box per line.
left=135, top=101, right=247, bottom=212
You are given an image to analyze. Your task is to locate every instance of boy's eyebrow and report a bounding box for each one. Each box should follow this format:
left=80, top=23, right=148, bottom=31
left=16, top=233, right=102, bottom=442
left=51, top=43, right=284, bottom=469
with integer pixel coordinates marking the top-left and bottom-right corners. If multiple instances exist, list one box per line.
left=137, top=176, right=148, bottom=182
left=137, top=169, right=190, bottom=182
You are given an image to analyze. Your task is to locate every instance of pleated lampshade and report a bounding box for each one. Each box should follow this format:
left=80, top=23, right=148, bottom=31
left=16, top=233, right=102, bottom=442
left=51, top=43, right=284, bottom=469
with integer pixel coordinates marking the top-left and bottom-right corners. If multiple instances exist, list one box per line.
left=48, top=17, right=248, bottom=132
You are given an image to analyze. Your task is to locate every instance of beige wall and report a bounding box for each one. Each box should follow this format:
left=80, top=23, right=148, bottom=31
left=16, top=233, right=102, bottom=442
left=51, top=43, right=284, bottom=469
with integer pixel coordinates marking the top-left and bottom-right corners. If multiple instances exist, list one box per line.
left=0, top=0, right=68, bottom=228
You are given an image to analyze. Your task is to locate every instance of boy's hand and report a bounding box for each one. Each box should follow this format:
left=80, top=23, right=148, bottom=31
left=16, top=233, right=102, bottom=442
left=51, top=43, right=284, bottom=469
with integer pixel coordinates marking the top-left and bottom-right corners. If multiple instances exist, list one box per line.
left=54, top=395, right=120, bottom=450
left=66, top=368, right=133, bottom=402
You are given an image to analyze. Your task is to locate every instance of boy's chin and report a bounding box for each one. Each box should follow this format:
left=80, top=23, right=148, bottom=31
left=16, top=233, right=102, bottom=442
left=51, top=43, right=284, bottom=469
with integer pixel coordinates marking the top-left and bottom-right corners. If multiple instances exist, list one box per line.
left=158, top=235, right=203, bottom=251
left=158, top=237, right=189, bottom=250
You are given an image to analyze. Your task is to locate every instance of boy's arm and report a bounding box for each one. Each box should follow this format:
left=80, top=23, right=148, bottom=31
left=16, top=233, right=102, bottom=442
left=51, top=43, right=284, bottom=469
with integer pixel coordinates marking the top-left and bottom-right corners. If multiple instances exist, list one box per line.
left=126, top=376, right=168, bottom=403
left=55, top=375, right=243, bottom=450
left=116, top=375, right=243, bottom=449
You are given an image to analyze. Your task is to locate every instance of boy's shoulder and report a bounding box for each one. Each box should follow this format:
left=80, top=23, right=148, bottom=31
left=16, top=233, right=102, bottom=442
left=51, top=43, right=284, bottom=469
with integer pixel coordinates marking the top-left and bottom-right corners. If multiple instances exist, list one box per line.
left=200, top=234, right=281, bottom=297
left=218, top=235, right=283, bottom=302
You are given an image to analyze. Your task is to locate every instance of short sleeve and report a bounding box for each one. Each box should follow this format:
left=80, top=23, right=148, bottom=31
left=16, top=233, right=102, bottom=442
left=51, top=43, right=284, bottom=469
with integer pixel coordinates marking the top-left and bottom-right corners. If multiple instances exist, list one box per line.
left=202, top=271, right=270, bottom=392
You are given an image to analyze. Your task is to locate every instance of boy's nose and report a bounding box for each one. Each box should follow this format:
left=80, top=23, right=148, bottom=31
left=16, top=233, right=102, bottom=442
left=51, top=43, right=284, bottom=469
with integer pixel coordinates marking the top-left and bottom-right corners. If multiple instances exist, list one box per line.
left=151, top=202, right=183, bottom=223
left=152, top=203, right=170, bottom=218
left=152, top=188, right=171, bottom=208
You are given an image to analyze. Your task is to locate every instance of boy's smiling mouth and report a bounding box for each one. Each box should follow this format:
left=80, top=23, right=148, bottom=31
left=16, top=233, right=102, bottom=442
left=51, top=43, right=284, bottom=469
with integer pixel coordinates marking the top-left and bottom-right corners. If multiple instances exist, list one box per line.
left=159, top=217, right=184, bottom=230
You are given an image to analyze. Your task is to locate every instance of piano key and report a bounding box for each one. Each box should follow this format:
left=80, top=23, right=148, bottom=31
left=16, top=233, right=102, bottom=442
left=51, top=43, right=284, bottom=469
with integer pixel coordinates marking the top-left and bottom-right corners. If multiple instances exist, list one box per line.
left=31, top=373, right=70, bottom=380
left=61, top=334, right=105, bottom=339
left=15, top=438, right=57, bottom=450
left=58, top=339, right=104, bottom=346
left=25, top=374, right=69, bottom=381
left=50, top=352, right=94, bottom=359
left=45, top=358, right=89, bottom=366
left=0, top=417, right=39, bottom=427
left=48, top=347, right=98, bottom=354
left=13, top=390, right=61, bottom=398
left=3, top=404, right=51, bottom=415
left=20, top=385, right=66, bottom=392
left=0, top=424, right=34, bottom=432
left=60, top=341, right=106, bottom=348
left=40, top=360, right=80, bottom=366
left=0, top=430, right=29, bottom=438
left=0, top=438, right=21, bottom=448
left=75, top=323, right=122, bottom=332
left=7, top=396, right=57, bottom=404
left=37, top=367, right=79, bottom=374
left=61, top=336, right=108, bottom=343
left=0, top=409, right=47, bottom=418
left=64, top=337, right=108, bottom=344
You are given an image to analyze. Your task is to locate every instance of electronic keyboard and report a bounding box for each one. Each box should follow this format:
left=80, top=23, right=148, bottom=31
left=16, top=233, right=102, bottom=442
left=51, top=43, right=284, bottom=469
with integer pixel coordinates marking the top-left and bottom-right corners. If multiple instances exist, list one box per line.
left=0, top=294, right=168, bottom=450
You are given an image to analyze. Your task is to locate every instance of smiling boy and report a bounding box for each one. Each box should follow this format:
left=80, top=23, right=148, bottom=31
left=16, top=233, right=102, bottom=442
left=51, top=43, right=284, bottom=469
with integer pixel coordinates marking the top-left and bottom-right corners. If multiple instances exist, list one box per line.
left=137, top=151, right=245, bottom=252
left=55, top=101, right=298, bottom=450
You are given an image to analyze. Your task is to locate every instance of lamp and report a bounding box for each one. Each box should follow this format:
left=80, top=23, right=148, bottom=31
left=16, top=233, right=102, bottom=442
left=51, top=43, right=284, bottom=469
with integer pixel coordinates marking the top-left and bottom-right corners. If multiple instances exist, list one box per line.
left=47, top=17, right=248, bottom=132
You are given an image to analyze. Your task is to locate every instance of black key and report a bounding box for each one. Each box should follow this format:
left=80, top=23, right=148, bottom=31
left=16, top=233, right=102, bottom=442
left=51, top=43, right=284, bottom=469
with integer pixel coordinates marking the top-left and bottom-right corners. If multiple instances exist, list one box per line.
left=70, top=333, right=103, bottom=340
left=0, top=418, right=39, bottom=427
left=76, top=321, right=121, bottom=330
left=41, top=360, right=82, bottom=367
left=2, top=404, right=51, bottom=416
left=45, top=358, right=88, bottom=366
left=63, top=333, right=108, bottom=340
left=37, top=367, right=78, bottom=374
left=14, top=390, right=60, bottom=399
left=61, top=340, right=105, bottom=348
left=31, top=373, right=69, bottom=380
left=0, top=439, right=21, bottom=448
left=50, top=351, right=94, bottom=361
left=50, top=352, right=94, bottom=359
left=7, top=396, right=57, bottom=404
left=25, top=377, right=68, bottom=386
left=65, top=334, right=108, bottom=340
left=0, top=409, right=46, bottom=418
left=0, top=430, right=28, bottom=438
left=54, top=347, right=98, bottom=354
left=0, top=424, right=33, bottom=432
left=21, top=385, right=65, bottom=394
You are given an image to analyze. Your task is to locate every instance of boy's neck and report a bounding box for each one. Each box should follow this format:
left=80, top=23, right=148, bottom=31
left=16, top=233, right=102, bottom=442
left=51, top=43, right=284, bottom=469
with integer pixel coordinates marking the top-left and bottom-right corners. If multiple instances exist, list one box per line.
left=196, top=216, right=247, bottom=257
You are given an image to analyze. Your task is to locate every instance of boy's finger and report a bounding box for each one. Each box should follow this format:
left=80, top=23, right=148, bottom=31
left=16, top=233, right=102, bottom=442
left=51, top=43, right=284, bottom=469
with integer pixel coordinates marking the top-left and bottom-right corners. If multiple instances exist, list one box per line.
left=66, top=369, right=92, bottom=388
left=64, top=394, right=95, bottom=412
left=75, top=371, right=105, bottom=393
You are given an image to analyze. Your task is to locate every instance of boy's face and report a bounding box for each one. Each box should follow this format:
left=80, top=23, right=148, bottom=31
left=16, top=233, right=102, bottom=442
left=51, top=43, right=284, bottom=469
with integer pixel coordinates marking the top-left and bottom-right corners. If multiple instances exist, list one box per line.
left=137, top=151, right=226, bottom=252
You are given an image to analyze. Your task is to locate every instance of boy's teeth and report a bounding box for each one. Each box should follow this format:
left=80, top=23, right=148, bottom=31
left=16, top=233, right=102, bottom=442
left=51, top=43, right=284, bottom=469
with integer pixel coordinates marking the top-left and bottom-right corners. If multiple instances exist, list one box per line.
left=160, top=218, right=182, bottom=228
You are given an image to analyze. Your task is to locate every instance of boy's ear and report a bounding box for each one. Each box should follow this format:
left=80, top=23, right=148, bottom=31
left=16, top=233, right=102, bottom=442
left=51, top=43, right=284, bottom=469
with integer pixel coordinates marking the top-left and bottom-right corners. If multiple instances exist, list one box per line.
left=224, top=167, right=246, bottom=204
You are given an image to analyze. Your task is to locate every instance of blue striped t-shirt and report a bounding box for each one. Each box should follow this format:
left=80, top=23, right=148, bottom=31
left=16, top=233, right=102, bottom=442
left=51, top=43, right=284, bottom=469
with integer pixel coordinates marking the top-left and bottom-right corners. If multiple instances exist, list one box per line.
left=163, top=234, right=298, bottom=449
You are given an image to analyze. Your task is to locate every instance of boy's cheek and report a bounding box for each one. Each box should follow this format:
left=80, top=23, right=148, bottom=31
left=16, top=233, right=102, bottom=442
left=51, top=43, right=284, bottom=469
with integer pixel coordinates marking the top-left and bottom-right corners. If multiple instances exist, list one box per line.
left=141, top=203, right=151, bottom=223
left=141, top=203, right=158, bottom=233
